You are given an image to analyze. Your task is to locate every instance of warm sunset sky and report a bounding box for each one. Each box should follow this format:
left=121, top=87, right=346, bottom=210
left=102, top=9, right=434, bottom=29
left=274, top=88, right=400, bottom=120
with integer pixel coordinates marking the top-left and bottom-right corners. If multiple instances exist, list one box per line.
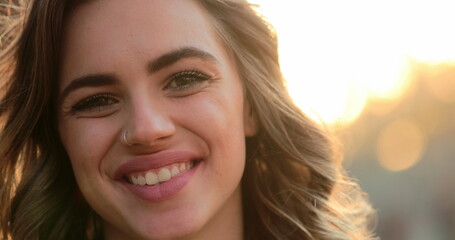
left=249, top=0, right=455, bottom=125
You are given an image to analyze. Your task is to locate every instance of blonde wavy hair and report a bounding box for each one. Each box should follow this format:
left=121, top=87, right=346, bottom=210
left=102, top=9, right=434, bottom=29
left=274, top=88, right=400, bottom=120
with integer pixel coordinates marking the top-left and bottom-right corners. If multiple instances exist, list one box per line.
left=0, top=0, right=377, bottom=239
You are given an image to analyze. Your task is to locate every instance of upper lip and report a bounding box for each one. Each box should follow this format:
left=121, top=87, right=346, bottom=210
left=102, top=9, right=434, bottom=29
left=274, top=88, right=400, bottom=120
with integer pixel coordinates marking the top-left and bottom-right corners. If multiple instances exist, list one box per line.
left=114, top=150, right=200, bottom=180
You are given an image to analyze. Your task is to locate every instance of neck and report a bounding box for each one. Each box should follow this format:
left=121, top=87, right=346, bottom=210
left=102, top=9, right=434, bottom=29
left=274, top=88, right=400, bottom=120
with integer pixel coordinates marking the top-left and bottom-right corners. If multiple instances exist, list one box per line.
left=189, top=185, right=244, bottom=240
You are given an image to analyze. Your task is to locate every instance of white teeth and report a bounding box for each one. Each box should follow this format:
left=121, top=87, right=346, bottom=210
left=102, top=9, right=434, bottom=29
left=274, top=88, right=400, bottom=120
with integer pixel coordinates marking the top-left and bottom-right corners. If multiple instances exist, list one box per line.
left=131, top=176, right=138, bottom=185
left=171, top=166, right=180, bottom=177
left=158, top=168, right=171, bottom=182
left=137, top=176, right=146, bottom=186
left=127, top=161, right=196, bottom=186
left=145, top=172, right=158, bottom=185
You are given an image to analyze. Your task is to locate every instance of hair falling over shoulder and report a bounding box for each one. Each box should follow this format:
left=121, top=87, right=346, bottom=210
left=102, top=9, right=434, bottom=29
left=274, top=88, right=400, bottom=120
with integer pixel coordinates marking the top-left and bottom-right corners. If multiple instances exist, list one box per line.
left=0, top=0, right=377, bottom=239
left=200, top=1, right=378, bottom=239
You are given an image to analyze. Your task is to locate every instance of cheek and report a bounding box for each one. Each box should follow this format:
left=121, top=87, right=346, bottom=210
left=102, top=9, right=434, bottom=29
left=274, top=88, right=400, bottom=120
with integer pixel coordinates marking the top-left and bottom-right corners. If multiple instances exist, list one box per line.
left=59, top=119, right=119, bottom=179
left=177, top=93, right=247, bottom=183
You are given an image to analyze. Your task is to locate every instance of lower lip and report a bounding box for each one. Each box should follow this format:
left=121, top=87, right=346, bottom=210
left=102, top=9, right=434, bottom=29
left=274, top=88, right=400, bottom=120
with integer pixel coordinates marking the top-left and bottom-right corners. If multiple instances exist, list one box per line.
left=120, top=162, right=199, bottom=202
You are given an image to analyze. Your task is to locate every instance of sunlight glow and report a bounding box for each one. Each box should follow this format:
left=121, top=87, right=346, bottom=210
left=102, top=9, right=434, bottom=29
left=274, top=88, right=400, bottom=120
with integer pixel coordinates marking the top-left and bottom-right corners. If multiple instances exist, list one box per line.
left=250, top=0, right=455, bottom=125
left=376, top=118, right=426, bottom=172
left=425, top=65, right=455, bottom=103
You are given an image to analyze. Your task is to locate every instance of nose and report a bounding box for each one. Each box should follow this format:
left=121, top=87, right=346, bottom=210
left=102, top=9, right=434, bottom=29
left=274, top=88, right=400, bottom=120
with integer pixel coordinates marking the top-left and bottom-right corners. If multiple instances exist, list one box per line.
left=124, top=99, right=176, bottom=147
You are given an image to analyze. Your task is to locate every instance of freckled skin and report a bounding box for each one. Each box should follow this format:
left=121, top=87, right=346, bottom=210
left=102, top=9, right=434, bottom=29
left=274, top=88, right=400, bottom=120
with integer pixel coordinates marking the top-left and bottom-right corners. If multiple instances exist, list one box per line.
left=58, top=0, right=255, bottom=239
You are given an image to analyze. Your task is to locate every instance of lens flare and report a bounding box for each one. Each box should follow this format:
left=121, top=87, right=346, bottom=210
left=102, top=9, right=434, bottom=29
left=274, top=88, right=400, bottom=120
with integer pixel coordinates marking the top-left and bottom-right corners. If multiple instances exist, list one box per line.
left=376, top=119, right=426, bottom=172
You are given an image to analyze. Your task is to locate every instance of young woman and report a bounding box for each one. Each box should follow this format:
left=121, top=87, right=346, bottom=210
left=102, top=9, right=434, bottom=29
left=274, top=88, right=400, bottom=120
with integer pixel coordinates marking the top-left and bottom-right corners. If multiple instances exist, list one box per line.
left=0, top=0, right=376, bottom=239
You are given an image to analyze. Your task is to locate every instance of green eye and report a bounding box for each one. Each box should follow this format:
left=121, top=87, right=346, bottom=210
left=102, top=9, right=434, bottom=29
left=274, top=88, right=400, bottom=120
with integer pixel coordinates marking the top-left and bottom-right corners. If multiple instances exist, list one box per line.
left=72, top=93, right=119, bottom=112
left=165, top=70, right=211, bottom=91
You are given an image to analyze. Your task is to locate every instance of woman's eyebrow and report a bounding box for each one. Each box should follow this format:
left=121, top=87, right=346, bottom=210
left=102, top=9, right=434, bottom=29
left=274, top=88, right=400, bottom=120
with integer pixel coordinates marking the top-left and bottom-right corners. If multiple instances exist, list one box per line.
left=59, top=47, right=219, bottom=102
left=148, top=47, right=219, bottom=73
left=59, top=74, right=118, bottom=102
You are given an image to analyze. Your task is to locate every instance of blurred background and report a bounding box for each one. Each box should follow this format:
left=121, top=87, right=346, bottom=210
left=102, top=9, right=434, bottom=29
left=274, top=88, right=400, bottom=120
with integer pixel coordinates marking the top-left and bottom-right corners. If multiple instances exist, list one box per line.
left=249, top=1, right=455, bottom=239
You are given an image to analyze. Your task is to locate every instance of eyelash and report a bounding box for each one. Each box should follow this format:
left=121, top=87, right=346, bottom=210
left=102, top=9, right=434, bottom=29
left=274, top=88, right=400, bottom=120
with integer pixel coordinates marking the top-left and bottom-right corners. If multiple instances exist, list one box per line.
left=164, top=70, right=211, bottom=91
left=71, top=70, right=211, bottom=113
left=72, top=93, right=119, bottom=113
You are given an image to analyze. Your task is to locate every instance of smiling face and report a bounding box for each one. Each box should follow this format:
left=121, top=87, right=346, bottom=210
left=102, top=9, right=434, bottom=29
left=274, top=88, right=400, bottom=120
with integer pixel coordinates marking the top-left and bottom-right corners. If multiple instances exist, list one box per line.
left=57, top=0, right=255, bottom=239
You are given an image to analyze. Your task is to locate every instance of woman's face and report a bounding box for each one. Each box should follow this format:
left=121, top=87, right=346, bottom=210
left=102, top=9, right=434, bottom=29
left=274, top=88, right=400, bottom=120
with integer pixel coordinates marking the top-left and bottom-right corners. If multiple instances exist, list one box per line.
left=57, top=0, right=255, bottom=239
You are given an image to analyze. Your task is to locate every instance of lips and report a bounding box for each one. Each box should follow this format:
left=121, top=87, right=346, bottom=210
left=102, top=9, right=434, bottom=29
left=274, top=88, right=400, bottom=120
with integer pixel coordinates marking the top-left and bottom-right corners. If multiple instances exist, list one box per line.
left=114, top=150, right=200, bottom=181
left=114, top=150, right=202, bottom=201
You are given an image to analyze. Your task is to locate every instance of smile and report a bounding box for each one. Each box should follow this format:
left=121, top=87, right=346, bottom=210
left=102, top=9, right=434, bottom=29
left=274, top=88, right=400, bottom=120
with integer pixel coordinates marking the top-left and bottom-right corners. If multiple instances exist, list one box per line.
left=114, top=151, right=203, bottom=201
left=127, top=161, right=196, bottom=186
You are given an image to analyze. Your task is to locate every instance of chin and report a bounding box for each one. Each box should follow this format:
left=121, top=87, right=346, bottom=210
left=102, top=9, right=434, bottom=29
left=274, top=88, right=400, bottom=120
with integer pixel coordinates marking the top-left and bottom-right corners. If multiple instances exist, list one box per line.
left=103, top=201, right=208, bottom=240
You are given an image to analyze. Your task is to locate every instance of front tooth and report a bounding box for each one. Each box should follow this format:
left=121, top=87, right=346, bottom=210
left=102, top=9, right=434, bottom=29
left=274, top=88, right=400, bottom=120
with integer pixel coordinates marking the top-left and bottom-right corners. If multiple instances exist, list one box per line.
left=158, top=168, right=171, bottom=182
left=145, top=172, right=158, bottom=185
left=171, top=166, right=180, bottom=177
left=137, top=176, right=146, bottom=186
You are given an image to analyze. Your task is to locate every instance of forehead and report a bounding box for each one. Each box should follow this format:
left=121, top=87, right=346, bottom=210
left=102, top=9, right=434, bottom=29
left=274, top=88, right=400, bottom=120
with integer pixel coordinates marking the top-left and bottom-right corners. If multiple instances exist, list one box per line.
left=64, top=0, right=213, bottom=44
left=60, top=0, right=222, bottom=85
